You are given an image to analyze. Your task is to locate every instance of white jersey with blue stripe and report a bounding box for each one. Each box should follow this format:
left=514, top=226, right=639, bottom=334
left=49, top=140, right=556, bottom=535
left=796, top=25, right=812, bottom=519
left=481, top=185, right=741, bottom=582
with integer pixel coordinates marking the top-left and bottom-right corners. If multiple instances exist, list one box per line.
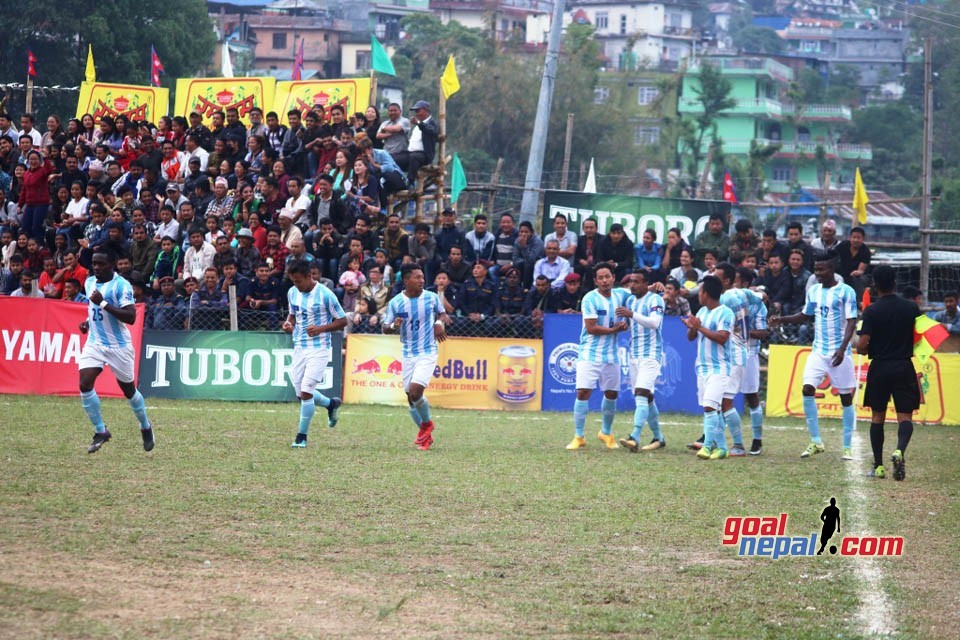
left=804, top=281, right=858, bottom=356
left=383, top=290, right=445, bottom=358
left=695, top=304, right=735, bottom=376
left=85, top=274, right=135, bottom=349
left=578, top=288, right=629, bottom=364
left=287, top=283, right=345, bottom=350
left=627, top=291, right=664, bottom=360
left=719, top=288, right=756, bottom=366
left=748, top=296, right=768, bottom=357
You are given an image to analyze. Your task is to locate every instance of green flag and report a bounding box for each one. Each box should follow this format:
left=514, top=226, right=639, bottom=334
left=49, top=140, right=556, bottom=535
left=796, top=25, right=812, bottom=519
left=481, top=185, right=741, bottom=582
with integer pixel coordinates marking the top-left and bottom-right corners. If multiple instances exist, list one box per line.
left=451, top=153, right=467, bottom=204
left=370, top=36, right=396, bottom=76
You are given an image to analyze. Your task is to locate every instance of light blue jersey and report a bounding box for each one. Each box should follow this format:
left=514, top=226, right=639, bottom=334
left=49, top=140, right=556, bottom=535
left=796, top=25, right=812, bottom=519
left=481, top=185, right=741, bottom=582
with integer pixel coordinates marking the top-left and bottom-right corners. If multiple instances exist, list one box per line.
left=579, top=288, right=629, bottom=364
left=719, top=288, right=758, bottom=366
left=747, top=294, right=768, bottom=357
left=384, top=290, right=445, bottom=358
left=627, top=291, right=664, bottom=360
left=85, top=274, right=135, bottom=349
left=288, top=283, right=346, bottom=350
left=804, top=282, right=858, bottom=356
left=695, top=304, right=735, bottom=376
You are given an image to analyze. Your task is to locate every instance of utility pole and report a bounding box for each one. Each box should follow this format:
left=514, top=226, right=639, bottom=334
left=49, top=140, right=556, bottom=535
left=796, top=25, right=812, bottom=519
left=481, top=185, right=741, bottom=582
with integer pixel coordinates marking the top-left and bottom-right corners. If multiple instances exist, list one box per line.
left=519, top=0, right=567, bottom=224
left=920, top=36, right=933, bottom=304
left=560, top=113, right=574, bottom=190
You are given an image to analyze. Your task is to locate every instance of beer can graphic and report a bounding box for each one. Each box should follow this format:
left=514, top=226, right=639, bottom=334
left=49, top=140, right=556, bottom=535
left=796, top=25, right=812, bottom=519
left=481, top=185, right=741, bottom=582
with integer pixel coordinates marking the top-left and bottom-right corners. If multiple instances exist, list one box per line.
left=497, top=346, right=537, bottom=403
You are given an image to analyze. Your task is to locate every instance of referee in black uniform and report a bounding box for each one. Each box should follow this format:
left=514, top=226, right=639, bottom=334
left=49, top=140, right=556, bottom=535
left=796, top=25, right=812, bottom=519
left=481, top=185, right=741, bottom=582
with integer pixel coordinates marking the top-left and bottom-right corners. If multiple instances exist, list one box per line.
left=856, top=265, right=921, bottom=481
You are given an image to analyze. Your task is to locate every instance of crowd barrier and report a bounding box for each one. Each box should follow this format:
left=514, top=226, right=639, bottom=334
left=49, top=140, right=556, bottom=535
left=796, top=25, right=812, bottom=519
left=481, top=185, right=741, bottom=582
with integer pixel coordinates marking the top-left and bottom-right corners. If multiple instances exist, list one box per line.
left=3, top=297, right=958, bottom=424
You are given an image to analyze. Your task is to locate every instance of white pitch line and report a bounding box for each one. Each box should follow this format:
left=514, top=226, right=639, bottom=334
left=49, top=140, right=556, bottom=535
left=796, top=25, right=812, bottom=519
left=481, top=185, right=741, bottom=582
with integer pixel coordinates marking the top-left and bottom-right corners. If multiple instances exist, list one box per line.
left=846, top=427, right=896, bottom=637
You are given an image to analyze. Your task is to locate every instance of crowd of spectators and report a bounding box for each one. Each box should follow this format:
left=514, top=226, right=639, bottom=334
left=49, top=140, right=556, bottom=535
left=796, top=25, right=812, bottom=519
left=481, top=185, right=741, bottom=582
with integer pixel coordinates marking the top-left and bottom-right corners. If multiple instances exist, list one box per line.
left=0, top=107, right=957, bottom=341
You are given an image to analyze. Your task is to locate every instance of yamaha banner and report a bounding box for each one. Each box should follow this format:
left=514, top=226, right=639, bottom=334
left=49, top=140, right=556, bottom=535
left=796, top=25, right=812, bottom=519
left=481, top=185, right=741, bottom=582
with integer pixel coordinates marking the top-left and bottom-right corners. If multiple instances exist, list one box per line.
left=541, top=314, right=702, bottom=414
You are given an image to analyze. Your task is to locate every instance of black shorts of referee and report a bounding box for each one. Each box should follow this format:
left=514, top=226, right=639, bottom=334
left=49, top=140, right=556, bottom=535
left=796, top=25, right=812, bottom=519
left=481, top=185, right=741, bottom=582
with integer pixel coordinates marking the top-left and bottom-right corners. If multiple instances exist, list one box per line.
left=863, top=359, right=921, bottom=414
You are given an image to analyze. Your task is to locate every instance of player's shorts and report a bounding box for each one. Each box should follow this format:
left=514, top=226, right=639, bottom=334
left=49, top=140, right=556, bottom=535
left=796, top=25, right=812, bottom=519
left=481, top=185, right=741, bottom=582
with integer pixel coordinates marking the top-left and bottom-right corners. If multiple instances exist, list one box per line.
left=629, top=357, right=661, bottom=391
left=698, top=373, right=730, bottom=411
left=78, top=341, right=135, bottom=383
left=802, top=351, right=856, bottom=393
left=863, top=359, right=920, bottom=414
left=403, top=354, right=438, bottom=392
left=739, top=354, right=761, bottom=395
left=575, top=360, right=620, bottom=392
left=291, top=347, right=331, bottom=395
left=724, top=364, right=744, bottom=399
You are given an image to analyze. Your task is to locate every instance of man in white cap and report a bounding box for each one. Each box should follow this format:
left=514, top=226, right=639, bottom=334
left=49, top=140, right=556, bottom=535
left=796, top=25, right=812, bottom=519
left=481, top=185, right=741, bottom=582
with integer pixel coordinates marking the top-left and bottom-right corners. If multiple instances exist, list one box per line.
left=206, top=177, right=235, bottom=220
left=235, top=227, right=261, bottom=278
left=278, top=209, right=303, bottom=250
left=164, top=183, right=189, bottom=213
left=811, top=219, right=840, bottom=253
left=395, top=100, right=438, bottom=188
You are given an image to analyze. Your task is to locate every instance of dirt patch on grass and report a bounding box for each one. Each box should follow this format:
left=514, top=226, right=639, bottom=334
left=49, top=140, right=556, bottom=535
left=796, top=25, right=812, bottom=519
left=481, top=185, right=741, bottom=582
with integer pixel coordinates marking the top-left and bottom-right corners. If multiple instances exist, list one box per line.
left=0, top=546, right=515, bottom=639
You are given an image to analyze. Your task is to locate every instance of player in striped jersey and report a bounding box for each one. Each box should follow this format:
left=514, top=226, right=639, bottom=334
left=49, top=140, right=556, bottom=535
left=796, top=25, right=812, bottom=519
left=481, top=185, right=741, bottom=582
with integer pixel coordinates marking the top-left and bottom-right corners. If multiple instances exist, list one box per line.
left=79, top=250, right=155, bottom=454
left=383, top=264, right=451, bottom=451
left=566, top=262, right=630, bottom=450
left=683, top=275, right=736, bottom=460
left=772, top=252, right=858, bottom=459
left=733, top=267, right=769, bottom=455
left=284, top=259, right=347, bottom=448
left=616, top=270, right=667, bottom=452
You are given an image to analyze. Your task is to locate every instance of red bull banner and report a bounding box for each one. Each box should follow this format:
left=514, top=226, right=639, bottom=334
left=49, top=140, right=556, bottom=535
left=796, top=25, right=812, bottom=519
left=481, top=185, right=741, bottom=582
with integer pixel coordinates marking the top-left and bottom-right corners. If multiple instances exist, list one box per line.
left=343, top=335, right=543, bottom=411
left=174, top=77, right=276, bottom=127
left=765, top=345, right=960, bottom=425
left=0, top=298, right=145, bottom=398
left=75, top=82, right=170, bottom=125
left=274, top=78, right=372, bottom=126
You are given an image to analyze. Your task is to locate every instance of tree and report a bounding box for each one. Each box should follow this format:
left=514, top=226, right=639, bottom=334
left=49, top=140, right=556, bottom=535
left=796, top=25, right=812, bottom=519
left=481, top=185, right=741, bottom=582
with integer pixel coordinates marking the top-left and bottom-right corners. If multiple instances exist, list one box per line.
left=0, top=0, right=215, bottom=117
left=848, top=103, right=922, bottom=198
left=733, top=27, right=785, bottom=55
left=680, top=62, right=735, bottom=193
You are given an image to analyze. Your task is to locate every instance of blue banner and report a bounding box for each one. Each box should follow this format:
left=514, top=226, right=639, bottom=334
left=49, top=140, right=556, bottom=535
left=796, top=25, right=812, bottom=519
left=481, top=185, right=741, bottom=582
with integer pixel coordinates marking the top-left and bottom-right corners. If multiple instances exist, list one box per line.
left=542, top=314, right=704, bottom=414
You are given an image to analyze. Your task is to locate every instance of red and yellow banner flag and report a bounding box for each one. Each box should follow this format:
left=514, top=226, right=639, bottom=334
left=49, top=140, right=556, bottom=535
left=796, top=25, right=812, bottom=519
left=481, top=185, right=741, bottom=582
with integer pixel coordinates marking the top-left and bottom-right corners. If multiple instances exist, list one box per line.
left=76, top=82, right=169, bottom=125
left=174, top=77, right=276, bottom=127
left=273, top=78, right=371, bottom=126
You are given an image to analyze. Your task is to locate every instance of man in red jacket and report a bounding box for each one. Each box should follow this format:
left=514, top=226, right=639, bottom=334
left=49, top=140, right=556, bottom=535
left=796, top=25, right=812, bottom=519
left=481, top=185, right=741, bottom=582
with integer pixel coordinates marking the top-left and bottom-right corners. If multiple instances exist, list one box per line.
left=18, top=150, right=54, bottom=242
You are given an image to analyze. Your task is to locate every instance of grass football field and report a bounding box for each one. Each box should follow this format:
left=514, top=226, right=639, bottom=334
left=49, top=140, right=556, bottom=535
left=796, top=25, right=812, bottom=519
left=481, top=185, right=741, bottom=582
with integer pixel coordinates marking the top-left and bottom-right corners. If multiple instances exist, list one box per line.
left=1, top=395, right=958, bottom=639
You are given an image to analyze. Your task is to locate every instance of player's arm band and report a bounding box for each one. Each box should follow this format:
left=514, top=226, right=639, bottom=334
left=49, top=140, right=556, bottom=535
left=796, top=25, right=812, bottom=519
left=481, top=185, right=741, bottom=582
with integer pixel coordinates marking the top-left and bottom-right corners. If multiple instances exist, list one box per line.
left=435, top=320, right=444, bottom=327
left=99, top=300, right=109, bottom=309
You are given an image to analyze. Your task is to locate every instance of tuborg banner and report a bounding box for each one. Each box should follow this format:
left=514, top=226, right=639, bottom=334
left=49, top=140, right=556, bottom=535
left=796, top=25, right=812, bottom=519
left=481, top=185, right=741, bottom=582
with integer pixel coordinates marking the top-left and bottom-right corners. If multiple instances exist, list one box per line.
left=541, top=314, right=708, bottom=414
left=541, top=190, right=730, bottom=244
left=138, top=330, right=342, bottom=402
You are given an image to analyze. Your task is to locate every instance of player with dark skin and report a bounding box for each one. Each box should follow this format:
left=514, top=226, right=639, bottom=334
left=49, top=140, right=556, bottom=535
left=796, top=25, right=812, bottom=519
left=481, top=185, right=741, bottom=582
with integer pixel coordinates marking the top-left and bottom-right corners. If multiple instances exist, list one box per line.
left=79, top=252, right=137, bottom=399
left=383, top=266, right=451, bottom=408
left=578, top=264, right=629, bottom=403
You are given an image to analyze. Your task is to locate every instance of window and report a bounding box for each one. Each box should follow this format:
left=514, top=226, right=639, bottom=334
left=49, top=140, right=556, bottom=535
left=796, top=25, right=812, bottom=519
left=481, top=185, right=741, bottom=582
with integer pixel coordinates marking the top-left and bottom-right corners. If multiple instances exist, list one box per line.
left=595, top=12, right=608, bottom=30
left=634, top=125, right=660, bottom=145
left=594, top=86, right=610, bottom=104
left=356, top=51, right=371, bottom=73
left=620, top=15, right=627, bottom=35
left=801, top=40, right=820, bottom=53
left=772, top=166, right=792, bottom=182
left=638, top=85, right=660, bottom=105
left=667, top=13, right=683, bottom=28
left=272, top=33, right=287, bottom=50
left=797, top=126, right=811, bottom=142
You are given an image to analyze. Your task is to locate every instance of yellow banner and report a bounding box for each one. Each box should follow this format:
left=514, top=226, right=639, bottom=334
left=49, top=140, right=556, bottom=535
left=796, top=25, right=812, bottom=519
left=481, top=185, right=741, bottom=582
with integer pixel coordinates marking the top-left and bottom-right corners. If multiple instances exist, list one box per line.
left=765, top=345, right=960, bottom=425
left=273, top=78, right=372, bottom=126
left=173, top=77, right=276, bottom=127
left=343, top=335, right=543, bottom=411
left=75, top=82, right=169, bottom=125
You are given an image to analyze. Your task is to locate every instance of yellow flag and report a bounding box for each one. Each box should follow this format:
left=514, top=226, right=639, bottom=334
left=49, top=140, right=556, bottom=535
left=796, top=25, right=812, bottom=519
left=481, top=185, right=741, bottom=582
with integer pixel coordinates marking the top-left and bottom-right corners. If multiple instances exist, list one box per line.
left=853, top=167, right=869, bottom=225
left=440, top=55, right=460, bottom=99
left=85, top=44, right=96, bottom=83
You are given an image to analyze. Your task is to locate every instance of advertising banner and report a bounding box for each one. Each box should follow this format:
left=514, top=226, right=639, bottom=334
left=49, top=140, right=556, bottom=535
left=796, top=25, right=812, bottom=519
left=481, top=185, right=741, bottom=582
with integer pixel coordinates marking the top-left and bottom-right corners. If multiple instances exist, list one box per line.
left=541, top=314, right=704, bottom=414
left=174, top=77, right=277, bottom=127
left=343, top=335, right=543, bottom=411
left=75, top=82, right=170, bottom=125
left=274, top=78, right=372, bottom=125
left=541, top=190, right=730, bottom=244
left=0, top=298, right=144, bottom=398
left=765, top=345, right=959, bottom=425
left=139, top=330, right=342, bottom=402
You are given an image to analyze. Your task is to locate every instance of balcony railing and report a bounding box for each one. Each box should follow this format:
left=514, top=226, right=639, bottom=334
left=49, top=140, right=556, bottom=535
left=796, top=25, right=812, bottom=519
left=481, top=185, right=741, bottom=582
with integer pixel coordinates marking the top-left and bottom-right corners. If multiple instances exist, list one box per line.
left=711, top=138, right=872, bottom=161
left=679, top=97, right=851, bottom=121
left=687, top=57, right=793, bottom=82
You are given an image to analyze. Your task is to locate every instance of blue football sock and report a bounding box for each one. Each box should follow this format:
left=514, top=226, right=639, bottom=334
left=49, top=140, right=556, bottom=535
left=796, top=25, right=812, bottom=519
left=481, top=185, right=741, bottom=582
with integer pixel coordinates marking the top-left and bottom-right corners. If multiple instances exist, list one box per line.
left=414, top=396, right=431, bottom=423
left=128, top=390, right=150, bottom=430
left=750, top=405, right=764, bottom=440
left=648, top=401, right=663, bottom=441
left=842, top=404, right=855, bottom=448
left=298, top=399, right=316, bottom=435
left=803, top=395, right=822, bottom=444
left=600, top=397, right=616, bottom=435
left=81, top=390, right=105, bottom=434
left=408, top=405, right=422, bottom=427
left=312, top=390, right=331, bottom=407
left=704, top=411, right=722, bottom=449
left=632, top=399, right=649, bottom=442
left=573, top=399, right=589, bottom=437
left=723, top=408, right=743, bottom=447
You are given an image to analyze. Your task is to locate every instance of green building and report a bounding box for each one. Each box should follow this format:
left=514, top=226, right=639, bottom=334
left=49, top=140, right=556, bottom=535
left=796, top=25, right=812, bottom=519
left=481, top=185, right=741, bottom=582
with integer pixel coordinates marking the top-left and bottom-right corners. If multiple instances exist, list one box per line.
left=678, top=56, right=871, bottom=194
